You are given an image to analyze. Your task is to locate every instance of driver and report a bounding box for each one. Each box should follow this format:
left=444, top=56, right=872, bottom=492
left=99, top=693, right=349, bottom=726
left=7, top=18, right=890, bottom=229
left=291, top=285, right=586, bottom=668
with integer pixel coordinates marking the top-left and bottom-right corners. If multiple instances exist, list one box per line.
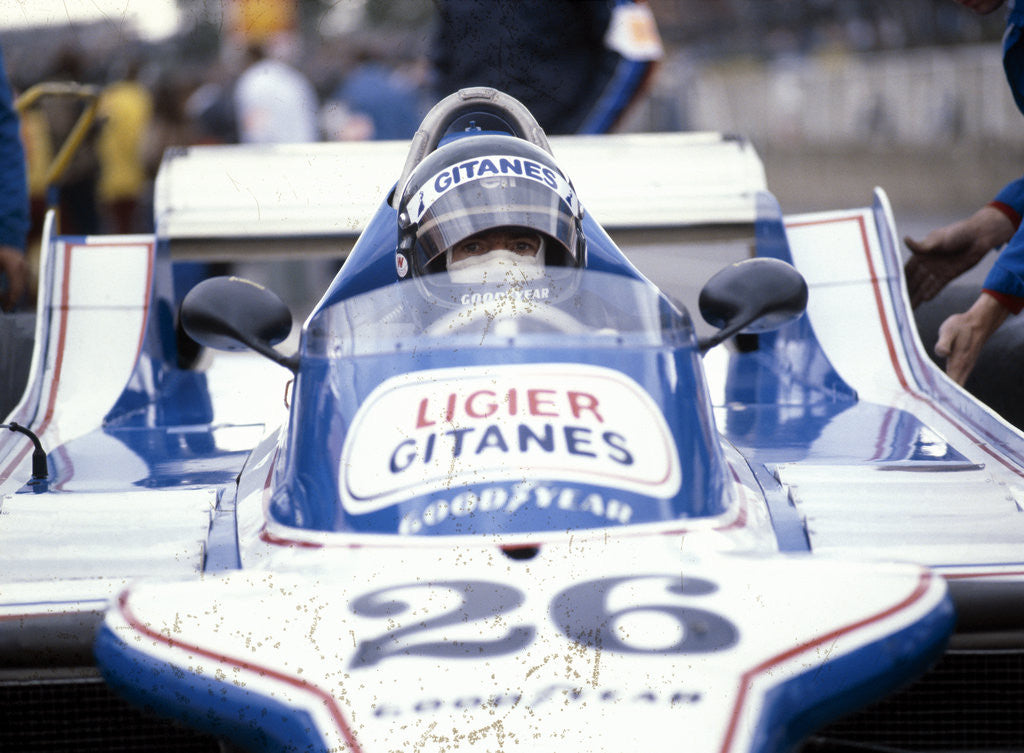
left=394, top=132, right=586, bottom=305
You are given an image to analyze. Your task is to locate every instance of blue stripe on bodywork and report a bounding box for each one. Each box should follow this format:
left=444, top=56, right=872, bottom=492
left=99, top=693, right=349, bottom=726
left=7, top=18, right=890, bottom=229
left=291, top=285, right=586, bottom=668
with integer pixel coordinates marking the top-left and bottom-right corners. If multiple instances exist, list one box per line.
left=95, top=623, right=329, bottom=753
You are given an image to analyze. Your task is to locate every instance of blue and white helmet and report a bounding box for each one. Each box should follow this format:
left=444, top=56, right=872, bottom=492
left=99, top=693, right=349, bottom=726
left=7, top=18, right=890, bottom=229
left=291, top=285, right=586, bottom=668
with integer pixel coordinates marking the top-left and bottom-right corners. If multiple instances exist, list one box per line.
left=395, top=134, right=586, bottom=285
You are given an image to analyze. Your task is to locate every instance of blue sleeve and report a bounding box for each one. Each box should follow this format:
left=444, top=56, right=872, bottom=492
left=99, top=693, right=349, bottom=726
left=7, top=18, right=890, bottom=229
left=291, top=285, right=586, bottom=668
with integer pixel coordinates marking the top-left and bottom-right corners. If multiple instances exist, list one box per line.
left=0, top=47, right=29, bottom=252
left=993, top=176, right=1024, bottom=219
left=576, top=0, right=660, bottom=135
left=981, top=9, right=1024, bottom=302
left=1005, top=9, right=1024, bottom=116
left=984, top=223, right=1024, bottom=301
left=575, top=56, right=658, bottom=135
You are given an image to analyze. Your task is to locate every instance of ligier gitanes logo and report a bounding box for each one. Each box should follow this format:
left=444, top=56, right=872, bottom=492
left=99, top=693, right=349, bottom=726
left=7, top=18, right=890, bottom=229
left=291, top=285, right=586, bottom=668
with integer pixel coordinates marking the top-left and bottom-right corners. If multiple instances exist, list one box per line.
left=338, top=363, right=681, bottom=514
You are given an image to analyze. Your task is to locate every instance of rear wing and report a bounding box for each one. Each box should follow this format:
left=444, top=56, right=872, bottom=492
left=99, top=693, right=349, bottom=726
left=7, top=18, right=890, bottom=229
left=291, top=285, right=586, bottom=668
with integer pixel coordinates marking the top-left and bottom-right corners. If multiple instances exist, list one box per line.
left=154, top=132, right=767, bottom=260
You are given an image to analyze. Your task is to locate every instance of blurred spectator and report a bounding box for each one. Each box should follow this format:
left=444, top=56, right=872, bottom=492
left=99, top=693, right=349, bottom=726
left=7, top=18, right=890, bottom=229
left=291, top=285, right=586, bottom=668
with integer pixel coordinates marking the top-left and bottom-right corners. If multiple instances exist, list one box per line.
left=234, top=36, right=318, bottom=144
left=185, top=58, right=239, bottom=145
left=19, top=94, right=53, bottom=253
left=41, top=46, right=101, bottom=235
left=319, top=99, right=375, bottom=142
left=321, top=47, right=423, bottom=141
left=144, top=72, right=202, bottom=177
left=0, top=44, right=30, bottom=311
left=431, top=0, right=663, bottom=135
left=97, top=57, right=153, bottom=234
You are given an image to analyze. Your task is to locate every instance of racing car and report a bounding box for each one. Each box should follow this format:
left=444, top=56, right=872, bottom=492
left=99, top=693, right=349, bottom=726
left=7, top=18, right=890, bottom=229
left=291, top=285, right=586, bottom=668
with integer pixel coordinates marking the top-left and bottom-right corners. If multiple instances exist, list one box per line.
left=2, top=87, right=1023, bottom=753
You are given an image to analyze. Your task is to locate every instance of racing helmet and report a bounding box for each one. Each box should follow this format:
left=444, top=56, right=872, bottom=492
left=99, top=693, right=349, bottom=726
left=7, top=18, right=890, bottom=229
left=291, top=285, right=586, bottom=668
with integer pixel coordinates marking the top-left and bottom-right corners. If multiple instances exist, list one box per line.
left=395, top=134, right=586, bottom=290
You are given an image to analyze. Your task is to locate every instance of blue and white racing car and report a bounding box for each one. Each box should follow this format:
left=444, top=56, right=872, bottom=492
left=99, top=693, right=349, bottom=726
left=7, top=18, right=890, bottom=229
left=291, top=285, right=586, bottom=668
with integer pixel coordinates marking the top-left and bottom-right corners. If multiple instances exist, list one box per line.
left=2, top=88, right=1023, bottom=753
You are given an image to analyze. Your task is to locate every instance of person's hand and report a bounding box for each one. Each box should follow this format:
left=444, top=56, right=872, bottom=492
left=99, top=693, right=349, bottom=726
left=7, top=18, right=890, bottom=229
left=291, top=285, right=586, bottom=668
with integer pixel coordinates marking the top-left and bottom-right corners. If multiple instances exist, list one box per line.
left=935, top=292, right=1010, bottom=385
left=904, top=205, right=1015, bottom=307
left=0, top=245, right=28, bottom=312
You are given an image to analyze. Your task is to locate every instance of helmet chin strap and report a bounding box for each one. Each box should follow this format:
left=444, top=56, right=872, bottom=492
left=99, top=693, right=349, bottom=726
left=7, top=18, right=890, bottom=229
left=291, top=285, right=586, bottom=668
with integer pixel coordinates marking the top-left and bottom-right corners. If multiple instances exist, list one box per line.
left=446, top=238, right=546, bottom=284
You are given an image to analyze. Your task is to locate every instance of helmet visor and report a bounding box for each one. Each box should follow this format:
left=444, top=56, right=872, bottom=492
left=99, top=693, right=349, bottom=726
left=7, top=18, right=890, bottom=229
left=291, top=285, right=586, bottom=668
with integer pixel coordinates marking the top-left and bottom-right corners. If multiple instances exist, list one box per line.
left=408, top=158, right=582, bottom=273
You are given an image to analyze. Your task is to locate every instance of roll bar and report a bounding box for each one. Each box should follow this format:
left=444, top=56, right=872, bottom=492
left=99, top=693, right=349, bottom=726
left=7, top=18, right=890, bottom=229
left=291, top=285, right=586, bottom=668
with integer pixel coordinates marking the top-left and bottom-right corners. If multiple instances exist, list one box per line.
left=391, top=87, right=552, bottom=208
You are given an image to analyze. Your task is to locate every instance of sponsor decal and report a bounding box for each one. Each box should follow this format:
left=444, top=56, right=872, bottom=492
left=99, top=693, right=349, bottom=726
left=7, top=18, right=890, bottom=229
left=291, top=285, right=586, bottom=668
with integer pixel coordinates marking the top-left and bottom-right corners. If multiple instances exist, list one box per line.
left=398, top=482, right=635, bottom=534
left=338, top=364, right=682, bottom=514
left=396, top=253, right=409, bottom=278
left=408, top=154, right=582, bottom=224
left=459, top=286, right=550, bottom=306
left=371, top=685, right=703, bottom=718
left=348, top=574, right=729, bottom=719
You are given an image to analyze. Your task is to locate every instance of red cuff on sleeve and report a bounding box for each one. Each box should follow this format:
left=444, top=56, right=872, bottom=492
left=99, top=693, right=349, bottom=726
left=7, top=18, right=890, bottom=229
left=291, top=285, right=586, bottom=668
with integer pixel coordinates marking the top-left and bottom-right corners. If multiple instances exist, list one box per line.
left=988, top=201, right=1023, bottom=230
left=983, top=288, right=1024, bottom=315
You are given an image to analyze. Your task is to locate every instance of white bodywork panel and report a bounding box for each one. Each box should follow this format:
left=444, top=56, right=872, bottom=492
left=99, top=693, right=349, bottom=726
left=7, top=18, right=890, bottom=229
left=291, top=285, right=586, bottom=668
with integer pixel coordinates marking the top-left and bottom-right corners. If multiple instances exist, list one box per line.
left=0, top=489, right=213, bottom=580
left=0, top=233, right=153, bottom=496
left=155, top=132, right=766, bottom=255
left=105, top=537, right=947, bottom=753
left=780, top=196, right=1024, bottom=575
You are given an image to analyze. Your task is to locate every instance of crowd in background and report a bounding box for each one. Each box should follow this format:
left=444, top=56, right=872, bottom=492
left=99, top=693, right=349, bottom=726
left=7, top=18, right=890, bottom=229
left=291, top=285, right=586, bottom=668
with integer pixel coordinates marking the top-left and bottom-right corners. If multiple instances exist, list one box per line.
left=3, top=0, right=1024, bottom=401
left=5, top=34, right=434, bottom=241
left=0, top=0, right=1007, bottom=243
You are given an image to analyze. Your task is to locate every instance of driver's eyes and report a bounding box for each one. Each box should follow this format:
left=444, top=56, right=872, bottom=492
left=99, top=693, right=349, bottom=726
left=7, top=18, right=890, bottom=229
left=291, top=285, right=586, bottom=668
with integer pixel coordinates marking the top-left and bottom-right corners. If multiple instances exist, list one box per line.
left=512, top=239, right=538, bottom=253
left=457, top=235, right=538, bottom=255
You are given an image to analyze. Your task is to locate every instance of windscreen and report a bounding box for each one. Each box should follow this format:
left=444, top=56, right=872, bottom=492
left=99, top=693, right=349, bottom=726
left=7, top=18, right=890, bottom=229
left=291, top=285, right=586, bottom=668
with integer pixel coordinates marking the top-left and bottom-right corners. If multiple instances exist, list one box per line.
left=304, top=269, right=693, bottom=357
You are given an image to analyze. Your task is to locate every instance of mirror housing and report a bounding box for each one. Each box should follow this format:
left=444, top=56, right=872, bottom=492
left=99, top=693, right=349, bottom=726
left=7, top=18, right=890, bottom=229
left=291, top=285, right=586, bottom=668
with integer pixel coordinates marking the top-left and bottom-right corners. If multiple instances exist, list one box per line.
left=180, top=276, right=298, bottom=372
left=697, top=258, right=808, bottom=353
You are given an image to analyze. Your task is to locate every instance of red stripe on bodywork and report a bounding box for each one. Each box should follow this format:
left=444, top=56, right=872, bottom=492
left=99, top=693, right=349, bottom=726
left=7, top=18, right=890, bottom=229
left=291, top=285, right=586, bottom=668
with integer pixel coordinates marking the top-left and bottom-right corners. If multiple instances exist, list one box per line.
left=1, top=241, right=154, bottom=483
left=719, top=571, right=934, bottom=753
left=0, top=245, right=73, bottom=480
left=785, top=214, right=1024, bottom=481
left=118, top=590, right=364, bottom=753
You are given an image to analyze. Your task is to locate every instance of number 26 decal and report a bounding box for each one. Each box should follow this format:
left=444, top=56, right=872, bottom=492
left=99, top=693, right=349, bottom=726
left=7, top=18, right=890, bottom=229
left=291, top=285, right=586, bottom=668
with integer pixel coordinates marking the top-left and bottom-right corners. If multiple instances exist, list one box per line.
left=348, top=580, right=533, bottom=668
left=348, top=574, right=738, bottom=669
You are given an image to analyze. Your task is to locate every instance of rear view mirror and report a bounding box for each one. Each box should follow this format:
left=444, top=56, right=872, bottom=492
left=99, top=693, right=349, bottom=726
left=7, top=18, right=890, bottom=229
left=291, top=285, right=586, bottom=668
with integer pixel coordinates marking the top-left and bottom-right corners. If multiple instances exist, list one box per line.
left=180, top=276, right=298, bottom=372
left=697, top=258, right=808, bottom=353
